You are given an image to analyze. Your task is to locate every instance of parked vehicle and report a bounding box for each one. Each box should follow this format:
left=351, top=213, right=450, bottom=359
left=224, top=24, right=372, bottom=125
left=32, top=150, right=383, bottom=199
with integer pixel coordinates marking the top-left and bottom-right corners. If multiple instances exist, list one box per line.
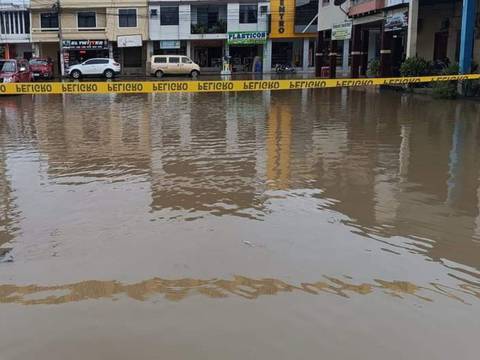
left=150, top=55, right=201, bottom=78
left=275, top=64, right=296, bottom=74
left=0, top=59, right=32, bottom=83
left=67, top=58, right=121, bottom=79
left=29, top=58, right=54, bottom=80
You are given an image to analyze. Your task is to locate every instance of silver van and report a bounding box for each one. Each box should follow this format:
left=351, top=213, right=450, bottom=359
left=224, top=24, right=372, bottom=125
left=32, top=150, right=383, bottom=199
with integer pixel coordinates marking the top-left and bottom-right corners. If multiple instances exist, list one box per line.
left=150, top=55, right=201, bottom=78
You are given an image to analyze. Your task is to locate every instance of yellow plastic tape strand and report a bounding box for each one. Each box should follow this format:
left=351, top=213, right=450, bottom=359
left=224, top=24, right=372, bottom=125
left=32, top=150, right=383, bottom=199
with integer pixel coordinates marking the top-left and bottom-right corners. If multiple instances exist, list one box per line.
left=1, top=74, right=480, bottom=95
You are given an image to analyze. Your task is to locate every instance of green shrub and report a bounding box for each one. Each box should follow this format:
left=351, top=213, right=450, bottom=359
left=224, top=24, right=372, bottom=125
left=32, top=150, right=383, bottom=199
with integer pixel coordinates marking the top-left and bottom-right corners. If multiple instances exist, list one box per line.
left=400, top=57, right=431, bottom=77
left=367, top=59, right=380, bottom=77
left=432, top=63, right=459, bottom=99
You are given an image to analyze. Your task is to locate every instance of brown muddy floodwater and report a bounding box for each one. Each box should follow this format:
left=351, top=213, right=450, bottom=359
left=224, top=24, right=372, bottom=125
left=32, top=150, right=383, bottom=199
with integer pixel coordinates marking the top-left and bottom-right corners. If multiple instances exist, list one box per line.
left=0, top=89, right=479, bottom=359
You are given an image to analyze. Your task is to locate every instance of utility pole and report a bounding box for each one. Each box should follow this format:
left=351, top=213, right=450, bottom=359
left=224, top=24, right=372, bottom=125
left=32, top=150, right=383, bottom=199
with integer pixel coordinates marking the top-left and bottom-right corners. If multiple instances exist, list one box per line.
left=54, top=0, right=65, bottom=77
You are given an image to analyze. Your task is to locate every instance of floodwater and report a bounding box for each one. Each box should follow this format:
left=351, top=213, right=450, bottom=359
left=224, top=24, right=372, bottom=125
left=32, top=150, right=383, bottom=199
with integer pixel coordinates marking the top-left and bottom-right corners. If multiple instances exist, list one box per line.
left=0, top=89, right=479, bottom=359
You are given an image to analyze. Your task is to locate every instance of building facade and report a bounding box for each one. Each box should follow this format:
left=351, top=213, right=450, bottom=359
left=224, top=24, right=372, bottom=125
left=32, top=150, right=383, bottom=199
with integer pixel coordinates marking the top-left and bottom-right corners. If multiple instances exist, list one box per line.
left=0, top=0, right=32, bottom=59
left=148, top=0, right=270, bottom=73
left=269, top=0, right=317, bottom=71
left=30, top=0, right=149, bottom=76
left=316, top=0, right=351, bottom=77
left=317, top=0, right=480, bottom=78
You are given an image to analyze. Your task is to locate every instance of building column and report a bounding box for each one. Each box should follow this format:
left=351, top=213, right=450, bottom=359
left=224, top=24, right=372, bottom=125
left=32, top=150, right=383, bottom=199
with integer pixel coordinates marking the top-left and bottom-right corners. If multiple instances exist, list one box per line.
left=342, top=39, right=350, bottom=76
left=360, top=29, right=370, bottom=76
left=302, top=38, right=310, bottom=71
left=329, top=40, right=337, bottom=79
left=459, top=0, right=477, bottom=74
left=315, top=31, right=325, bottom=77
left=109, top=42, right=114, bottom=59
left=146, top=41, right=154, bottom=75
left=380, top=27, right=393, bottom=77
left=406, top=0, right=419, bottom=58
left=32, top=43, right=40, bottom=58
left=186, top=41, right=192, bottom=58
left=263, top=39, right=272, bottom=73
left=351, top=25, right=362, bottom=78
left=4, top=44, right=10, bottom=59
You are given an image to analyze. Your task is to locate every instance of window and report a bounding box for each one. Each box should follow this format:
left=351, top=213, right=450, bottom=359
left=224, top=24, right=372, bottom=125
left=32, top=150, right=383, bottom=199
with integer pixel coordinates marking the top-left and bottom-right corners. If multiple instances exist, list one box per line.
left=150, top=9, right=158, bottom=18
left=77, top=11, right=96, bottom=28
left=295, top=0, right=318, bottom=28
left=84, top=59, right=109, bottom=65
left=239, top=5, right=257, bottom=24
left=182, top=57, right=192, bottom=64
left=160, top=6, right=179, bottom=25
left=40, top=13, right=58, bottom=29
left=168, top=57, right=180, bottom=64
left=154, top=57, right=167, bottom=63
left=0, top=61, right=16, bottom=72
left=119, top=9, right=137, bottom=28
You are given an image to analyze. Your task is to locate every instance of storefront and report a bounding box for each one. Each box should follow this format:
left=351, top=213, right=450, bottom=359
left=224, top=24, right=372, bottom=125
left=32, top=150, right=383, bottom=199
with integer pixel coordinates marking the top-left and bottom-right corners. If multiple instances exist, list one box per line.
left=112, top=35, right=146, bottom=75
left=268, top=0, right=316, bottom=71
left=0, top=43, right=32, bottom=60
left=62, top=40, right=109, bottom=71
left=153, top=40, right=187, bottom=56
left=191, top=40, right=224, bottom=70
left=227, top=31, right=266, bottom=73
left=271, top=39, right=305, bottom=68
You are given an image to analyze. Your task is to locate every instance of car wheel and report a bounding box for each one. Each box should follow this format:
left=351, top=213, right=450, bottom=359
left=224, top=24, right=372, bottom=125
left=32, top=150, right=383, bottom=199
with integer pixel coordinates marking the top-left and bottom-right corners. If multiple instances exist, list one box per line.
left=190, top=70, right=200, bottom=79
left=71, top=70, right=81, bottom=79
left=155, top=70, right=164, bottom=79
left=104, top=69, right=114, bottom=79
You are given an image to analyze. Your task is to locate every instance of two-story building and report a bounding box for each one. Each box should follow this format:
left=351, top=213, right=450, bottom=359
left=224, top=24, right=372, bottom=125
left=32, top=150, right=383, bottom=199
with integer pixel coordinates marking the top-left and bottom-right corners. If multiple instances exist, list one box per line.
left=148, top=1, right=270, bottom=73
left=343, top=0, right=479, bottom=77
left=0, top=0, right=32, bottom=59
left=31, top=0, right=148, bottom=76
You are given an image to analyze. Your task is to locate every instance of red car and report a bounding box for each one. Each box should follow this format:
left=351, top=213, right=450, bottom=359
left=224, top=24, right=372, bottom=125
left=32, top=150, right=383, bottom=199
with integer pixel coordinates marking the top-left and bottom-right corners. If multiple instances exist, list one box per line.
left=0, top=59, right=32, bottom=83
left=29, top=58, right=54, bottom=80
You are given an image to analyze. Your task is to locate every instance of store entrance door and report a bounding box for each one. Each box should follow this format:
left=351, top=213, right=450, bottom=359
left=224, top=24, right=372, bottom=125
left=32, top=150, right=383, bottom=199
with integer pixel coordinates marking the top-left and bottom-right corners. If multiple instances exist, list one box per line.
left=193, top=47, right=223, bottom=69
left=229, top=46, right=261, bottom=72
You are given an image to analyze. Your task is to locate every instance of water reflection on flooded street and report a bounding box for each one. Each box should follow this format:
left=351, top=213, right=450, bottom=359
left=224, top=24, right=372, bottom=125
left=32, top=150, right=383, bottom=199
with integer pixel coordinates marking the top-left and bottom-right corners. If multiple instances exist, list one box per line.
left=0, top=89, right=480, bottom=359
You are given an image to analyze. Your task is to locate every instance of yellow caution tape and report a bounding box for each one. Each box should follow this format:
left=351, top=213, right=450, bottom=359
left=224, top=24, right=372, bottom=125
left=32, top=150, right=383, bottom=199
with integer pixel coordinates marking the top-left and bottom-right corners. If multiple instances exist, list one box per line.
left=1, top=74, right=479, bottom=95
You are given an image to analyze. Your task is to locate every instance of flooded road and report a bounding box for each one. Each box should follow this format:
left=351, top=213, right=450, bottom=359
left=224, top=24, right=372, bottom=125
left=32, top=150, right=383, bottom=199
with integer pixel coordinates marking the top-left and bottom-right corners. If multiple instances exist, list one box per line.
left=0, top=89, right=480, bottom=359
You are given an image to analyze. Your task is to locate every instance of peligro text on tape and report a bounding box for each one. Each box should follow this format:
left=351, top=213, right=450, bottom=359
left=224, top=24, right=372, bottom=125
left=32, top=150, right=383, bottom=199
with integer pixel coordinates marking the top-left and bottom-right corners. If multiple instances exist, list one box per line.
left=1, top=74, right=479, bottom=95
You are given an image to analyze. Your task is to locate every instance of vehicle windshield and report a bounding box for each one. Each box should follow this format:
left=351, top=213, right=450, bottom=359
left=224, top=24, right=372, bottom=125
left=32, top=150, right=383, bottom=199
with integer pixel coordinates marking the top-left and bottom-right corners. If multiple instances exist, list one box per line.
left=29, top=59, right=48, bottom=66
left=0, top=61, right=16, bottom=73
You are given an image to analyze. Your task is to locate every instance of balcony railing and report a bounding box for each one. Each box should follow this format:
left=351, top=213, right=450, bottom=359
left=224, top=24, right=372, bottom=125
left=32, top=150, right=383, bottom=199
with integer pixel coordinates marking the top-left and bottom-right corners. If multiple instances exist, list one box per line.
left=63, top=27, right=107, bottom=33
left=32, top=28, right=59, bottom=33
left=191, top=21, right=227, bottom=34
left=32, top=27, right=106, bottom=33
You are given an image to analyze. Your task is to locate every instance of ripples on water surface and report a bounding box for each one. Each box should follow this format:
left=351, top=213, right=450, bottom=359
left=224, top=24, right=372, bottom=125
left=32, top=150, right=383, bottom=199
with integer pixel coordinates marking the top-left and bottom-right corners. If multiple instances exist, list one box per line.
left=0, top=89, right=479, bottom=359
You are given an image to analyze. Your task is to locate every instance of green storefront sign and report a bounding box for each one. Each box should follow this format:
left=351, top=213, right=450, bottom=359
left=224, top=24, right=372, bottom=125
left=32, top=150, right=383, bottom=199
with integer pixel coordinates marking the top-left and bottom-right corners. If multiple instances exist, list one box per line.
left=227, top=32, right=267, bottom=45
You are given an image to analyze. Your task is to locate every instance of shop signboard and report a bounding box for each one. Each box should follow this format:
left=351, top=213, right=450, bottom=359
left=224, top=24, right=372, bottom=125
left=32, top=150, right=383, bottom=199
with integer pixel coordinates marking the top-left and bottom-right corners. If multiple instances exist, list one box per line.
left=62, top=40, right=109, bottom=50
left=160, top=40, right=181, bottom=49
left=384, top=10, right=408, bottom=32
left=118, top=35, right=143, bottom=48
left=331, top=21, right=353, bottom=41
left=227, top=32, right=267, bottom=45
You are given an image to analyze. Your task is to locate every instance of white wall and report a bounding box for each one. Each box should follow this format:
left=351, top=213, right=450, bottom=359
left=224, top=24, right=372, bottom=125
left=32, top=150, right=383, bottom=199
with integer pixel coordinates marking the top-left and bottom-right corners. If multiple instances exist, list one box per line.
left=318, top=0, right=349, bottom=31
left=149, top=4, right=191, bottom=40
left=227, top=3, right=269, bottom=33
left=0, top=0, right=29, bottom=9
left=150, top=2, right=269, bottom=41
